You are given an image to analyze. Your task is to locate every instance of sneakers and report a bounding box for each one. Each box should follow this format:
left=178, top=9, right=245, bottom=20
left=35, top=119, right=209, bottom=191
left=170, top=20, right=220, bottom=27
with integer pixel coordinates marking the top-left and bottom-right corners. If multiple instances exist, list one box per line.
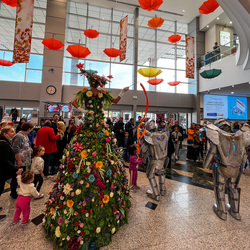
left=12, top=218, right=20, bottom=225
left=0, top=214, right=6, bottom=221
left=22, top=219, right=30, bottom=225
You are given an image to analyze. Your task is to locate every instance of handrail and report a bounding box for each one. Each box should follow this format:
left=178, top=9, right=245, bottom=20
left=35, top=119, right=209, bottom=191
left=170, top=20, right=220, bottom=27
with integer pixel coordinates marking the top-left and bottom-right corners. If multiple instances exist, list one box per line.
left=198, top=38, right=239, bottom=68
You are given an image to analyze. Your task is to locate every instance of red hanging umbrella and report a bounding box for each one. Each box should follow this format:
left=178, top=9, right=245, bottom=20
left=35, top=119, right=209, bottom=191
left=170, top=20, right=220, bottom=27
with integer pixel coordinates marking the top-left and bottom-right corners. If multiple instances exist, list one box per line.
left=103, top=48, right=122, bottom=58
left=168, top=35, right=181, bottom=43
left=147, top=78, right=164, bottom=85
left=66, top=45, right=91, bottom=59
left=0, top=59, right=15, bottom=67
left=138, top=0, right=163, bottom=11
left=199, top=0, right=219, bottom=14
left=148, top=17, right=164, bottom=29
left=168, top=81, right=180, bottom=86
left=84, top=29, right=99, bottom=39
left=1, top=0, right=17, bottom=7
left=42, top=38, right=64, bottom=50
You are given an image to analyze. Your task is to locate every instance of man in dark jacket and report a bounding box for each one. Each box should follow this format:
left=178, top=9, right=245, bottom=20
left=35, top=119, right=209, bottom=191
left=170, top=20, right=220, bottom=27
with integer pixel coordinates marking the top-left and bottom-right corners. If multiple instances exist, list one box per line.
left=114, top=116, right=125, bottom=147
left=125, top=118, right=135, bottom=140
left=0, top=126, right=23, bottom=221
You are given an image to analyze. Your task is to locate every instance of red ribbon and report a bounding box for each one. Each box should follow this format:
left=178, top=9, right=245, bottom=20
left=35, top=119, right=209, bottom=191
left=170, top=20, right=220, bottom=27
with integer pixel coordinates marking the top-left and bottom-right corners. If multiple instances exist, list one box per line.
left=137, top=83, right=149, bottom=154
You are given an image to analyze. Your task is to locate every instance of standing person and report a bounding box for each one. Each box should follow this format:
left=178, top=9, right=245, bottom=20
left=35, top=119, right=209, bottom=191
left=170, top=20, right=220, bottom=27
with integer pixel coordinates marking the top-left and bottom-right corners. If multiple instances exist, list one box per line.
left=0, top=126, right=23, bottom=221
left=31, top=146, right=45, bottom=192
left=193, top=124, right=203, bottom=162
left=12, top=171, right=44, bottom=225
left=114, top=116, right=125, bottom=147
left=51, top=114, right=59, bottom=135
left=123, top=131, right=133, bottom=163
left=128, top=144, right=143, bottom=190
left=15, top=118, right=26, bottom=133
left=125, top=118, right=135, bottom=140
left=58, top=115, right=65, bottom=124
left=12, top=122, right=33, bottom=173
left=135, top=116, right=142, bottom=128
left=35, top=120, right=60, bottom=177
left=54, top=121, right=67, bottom=171
left=171, top=127, right=182, bottom=160
left=186, top=123, right=196, bottom=161
left=27, top=127, right=36, bottom=148
left=66, top=118, right=76, bottom=143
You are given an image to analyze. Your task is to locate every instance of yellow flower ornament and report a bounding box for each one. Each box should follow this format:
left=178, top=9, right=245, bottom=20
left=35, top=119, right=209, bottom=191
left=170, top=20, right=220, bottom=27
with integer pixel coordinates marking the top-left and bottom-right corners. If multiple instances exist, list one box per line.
left=86, top=91, right=93, bottom=97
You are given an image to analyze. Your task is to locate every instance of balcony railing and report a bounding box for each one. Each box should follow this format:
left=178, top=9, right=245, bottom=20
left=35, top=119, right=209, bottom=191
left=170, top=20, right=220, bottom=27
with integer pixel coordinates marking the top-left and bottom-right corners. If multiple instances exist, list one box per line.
left=198, top=39, right=238, bottom=68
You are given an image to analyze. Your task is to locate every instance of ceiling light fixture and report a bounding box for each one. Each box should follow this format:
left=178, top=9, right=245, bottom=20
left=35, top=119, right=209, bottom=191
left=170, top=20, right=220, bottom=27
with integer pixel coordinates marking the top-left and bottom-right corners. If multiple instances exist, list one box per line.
left=248, top=81, right=250, bottom=84
left=182, top=10, right=185, bottom=12
left=230, top=21, right=232, bottom=24
left=207, top=25, right=209, bottom=28
left=232, top=85, right=234, bottom=87
left=231, top=91, right=234, bottom=94
left=217, top=17, right=219, bottom=20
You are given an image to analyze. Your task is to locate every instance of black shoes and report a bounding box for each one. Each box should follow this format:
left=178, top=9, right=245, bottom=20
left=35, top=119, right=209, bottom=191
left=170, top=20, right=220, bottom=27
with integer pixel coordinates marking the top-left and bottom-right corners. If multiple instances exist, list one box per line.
left=0, top=214, right=6, bottom=221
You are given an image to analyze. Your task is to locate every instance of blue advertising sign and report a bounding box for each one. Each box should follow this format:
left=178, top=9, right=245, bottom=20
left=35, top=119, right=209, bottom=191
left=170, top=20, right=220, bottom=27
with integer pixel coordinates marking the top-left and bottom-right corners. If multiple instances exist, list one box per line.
left=228, top=96, right=247, bottom=120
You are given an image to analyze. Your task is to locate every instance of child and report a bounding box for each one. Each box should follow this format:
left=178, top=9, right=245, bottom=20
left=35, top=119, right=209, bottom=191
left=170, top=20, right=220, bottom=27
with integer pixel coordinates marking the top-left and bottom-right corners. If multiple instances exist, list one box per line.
left=31, top=146, right=45, bottom=192
left=123, top=131, right=133, bottom=163
left=128, top=145, right=143, bottom=190
left=13, top=171, right=44, bottom=224
left=171, top=127, right=182, bottom=160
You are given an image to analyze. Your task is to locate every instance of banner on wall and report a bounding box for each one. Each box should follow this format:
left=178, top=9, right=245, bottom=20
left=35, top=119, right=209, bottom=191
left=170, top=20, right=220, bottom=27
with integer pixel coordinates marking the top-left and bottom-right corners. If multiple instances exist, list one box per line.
left=119, top=15, right=128, bottom=62
left=185, top=35, right=195, bottom=79
left=13, top=0, right=35, bottom=63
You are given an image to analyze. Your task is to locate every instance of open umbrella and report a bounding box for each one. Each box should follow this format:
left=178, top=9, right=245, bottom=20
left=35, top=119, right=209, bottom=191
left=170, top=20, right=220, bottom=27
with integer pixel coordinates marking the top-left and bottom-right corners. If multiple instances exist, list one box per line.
left=42, top=38, right=64, bottom=50
left=199, top=0, right=219, bottom=14
left=84, top=29, right=99, bottom=39
left=103, top=48, right=122, bottom=58
left=148, top=17, right=164, bottom=29
left=66, top=45, right=91, bottom=59
left=200, top=69, right=222, bottom=79
left=1, top=0, right=17, bottom=7
left=147, top=78, right=164, bottom=85
left=0, top=59, right=15, bottom=67
left=168, top=81, right=180, bottom=86
left=137, top=67, right=162, bottom=78
left=168, top=35, right=181, bottom=43
left=138, top=0, right=163, bottom=11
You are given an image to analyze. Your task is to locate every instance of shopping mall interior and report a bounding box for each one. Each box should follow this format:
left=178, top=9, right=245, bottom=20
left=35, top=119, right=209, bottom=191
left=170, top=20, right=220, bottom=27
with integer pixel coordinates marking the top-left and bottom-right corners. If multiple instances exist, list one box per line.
left=1, top=0, right=250, bottom=249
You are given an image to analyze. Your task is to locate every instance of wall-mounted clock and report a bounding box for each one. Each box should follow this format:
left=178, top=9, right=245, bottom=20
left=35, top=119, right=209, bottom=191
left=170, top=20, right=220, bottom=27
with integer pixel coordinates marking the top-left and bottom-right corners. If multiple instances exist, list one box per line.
left=46, top=85, right=56, bottom=95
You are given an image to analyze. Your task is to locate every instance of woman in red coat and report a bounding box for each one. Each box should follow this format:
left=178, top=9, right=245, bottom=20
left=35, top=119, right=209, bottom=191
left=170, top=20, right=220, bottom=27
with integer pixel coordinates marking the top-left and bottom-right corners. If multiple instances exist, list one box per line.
left=35, top=120, right=59, bottom=176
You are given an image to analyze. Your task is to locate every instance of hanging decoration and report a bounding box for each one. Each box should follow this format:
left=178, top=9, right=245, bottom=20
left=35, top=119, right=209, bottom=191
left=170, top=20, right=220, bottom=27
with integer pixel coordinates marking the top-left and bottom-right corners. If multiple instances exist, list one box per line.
left=119, top=15, right=128, bottom=62
left=13, top=0, right=35, bottom=63
left=148, top=17, right=164, bottom=29
left=137, top=67, right=162, bottom=78
left=84, top=29, right=99, bottom=39
left=138, top=0, right=163, bottom=11
left=200, top=69, right=222, bottom=79
left=42, top=38, right=64, bottom=50
left=147, top=78, right=164, bottom=85
left=168, top=81, right=180, bottom=86
left=137, top=83, right=149, bottom=154
left=186, top=35, right=195, bottom=79
left=103, top=48, right=122, bottom=58
left=107, top=75, right=113, bottom=79
left=0, top=59, right=15, bottom=67
left=168, top=34, right=181, bottom=43
left=199, top=0, right=219, bottom=14
left=66, top=45, right=91, bottom=59
left=1, top=0, right=17, bottom=7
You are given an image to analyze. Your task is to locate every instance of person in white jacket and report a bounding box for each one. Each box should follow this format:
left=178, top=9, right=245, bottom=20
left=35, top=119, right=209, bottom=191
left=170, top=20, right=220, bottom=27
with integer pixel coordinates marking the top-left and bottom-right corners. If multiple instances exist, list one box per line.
left=13, top=171, right=44, bottom=224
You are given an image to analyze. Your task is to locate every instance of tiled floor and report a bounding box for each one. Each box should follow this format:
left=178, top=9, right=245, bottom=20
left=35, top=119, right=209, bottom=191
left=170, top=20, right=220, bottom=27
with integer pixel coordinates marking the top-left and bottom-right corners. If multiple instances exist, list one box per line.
left=1, top=152, right=250, bottom=249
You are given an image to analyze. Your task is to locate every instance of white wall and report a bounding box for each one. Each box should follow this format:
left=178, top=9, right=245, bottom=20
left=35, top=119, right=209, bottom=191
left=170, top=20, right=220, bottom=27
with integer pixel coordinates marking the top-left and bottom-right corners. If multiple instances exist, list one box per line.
left=205, top=25, right=216, bottom=53
left=199, top=7, right=224, bottom=30
left=199, top=53, right=250, bottom=92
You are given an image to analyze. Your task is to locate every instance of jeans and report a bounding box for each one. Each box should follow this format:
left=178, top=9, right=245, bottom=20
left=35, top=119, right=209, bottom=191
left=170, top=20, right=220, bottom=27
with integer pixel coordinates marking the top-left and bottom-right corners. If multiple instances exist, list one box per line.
left=42, top=153, right=52, bottom=176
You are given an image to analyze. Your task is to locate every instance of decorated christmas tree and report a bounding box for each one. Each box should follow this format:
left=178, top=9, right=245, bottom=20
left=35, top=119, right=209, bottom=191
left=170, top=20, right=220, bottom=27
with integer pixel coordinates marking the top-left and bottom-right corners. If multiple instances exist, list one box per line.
left=43, top=68, right=131, bottom=249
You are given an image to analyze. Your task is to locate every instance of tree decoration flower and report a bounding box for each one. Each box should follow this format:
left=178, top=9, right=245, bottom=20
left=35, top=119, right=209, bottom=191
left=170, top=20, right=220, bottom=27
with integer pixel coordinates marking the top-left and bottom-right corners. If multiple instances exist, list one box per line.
left=105, top=130, right=109, bottom=136
left=107, top=169, right=112, bottom=176
left=58, top=217, right=64, bottom=226
left=73, top=172, right=78, bottom=179
left=67, top=200, right=74, bottom=208
left=73, top=142, right=83, bottom=152
left=76, top=189, right=81, bottom=195
left=80, top=150, right=88, bottom=158
left=63, top=183, right=73, bottom=195
left=111, top=227, right=116, bottom=234
left=103, top=195, right=110, bottom=203
left=77, top=63, right=84, bottom=69
left=96, top=227, right=101, bottom=234
left=50, top=207, right=55, bottom=215
left=96, top=161, right=103, bottom=169
left=82, top=87, right=88, bottom=93
left=92, top=151, right=97, bottom=157
left=86, top=91, right=93, bottom=97
left=88, top=174, right=96, bottom=183
left=98, top=93, right=103, bottom=98
left=101, top=89, right=106, bottom=94
left=55, top=226, right=61, bottom=237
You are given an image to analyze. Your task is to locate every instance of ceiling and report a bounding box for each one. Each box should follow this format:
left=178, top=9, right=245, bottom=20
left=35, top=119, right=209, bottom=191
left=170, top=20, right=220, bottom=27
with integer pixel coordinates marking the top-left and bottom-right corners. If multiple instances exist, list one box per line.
left=73, top=0, right=205, bottom=23
left=201, top=82, right=250, bottom=97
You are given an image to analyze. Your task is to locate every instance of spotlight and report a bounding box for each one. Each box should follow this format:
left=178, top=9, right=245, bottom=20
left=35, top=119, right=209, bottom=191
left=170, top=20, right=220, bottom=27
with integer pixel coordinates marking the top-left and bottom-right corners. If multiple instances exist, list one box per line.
left=232, top=85, right=234, bottom=88
left=207, top=25, right=209, bottom=28
left=217, top=17, right=220, bottom=20
left=231, top=91, right=234, bottom=94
